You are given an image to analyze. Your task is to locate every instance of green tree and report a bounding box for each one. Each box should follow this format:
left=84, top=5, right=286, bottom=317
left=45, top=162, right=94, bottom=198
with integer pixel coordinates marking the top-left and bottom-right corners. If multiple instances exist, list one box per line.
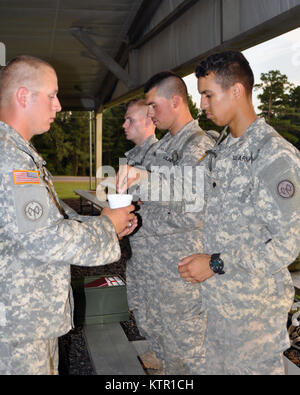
left=32, top=111, right=91, bottom=176
left=254, top=70, right=293, bottom=123
left=61, top=112, right=90, bottom=176
left=290, top=86, right=300, bottom=108
left=282, top=85, right=300, bottom=150
left=188, top=94, right=199, bottom=120
left=255, top=70, right=300, bottom=149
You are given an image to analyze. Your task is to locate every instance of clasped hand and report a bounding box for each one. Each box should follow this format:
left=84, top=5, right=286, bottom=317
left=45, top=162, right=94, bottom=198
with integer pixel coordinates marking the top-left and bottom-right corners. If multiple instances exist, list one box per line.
left=102, top=205, right=137, bottom=238
left=178, top=254, right=214, bottom=283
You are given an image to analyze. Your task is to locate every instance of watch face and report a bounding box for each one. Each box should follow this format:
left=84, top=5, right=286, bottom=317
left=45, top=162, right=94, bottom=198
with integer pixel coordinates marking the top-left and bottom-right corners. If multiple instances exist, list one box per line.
left=210, top=256, right=225, bottom=274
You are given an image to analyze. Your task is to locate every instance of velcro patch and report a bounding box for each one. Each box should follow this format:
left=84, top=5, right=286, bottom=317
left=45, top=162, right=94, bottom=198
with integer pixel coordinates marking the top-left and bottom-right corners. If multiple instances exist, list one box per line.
left=13, top=185, right=49, bottom=233
left=24, top=201, right=44, bottom=221
left=258, top=157, right=299, bottom=216
left=13, top=170, right=40, bottom=185
left=277, top=180, right=295, bottom=199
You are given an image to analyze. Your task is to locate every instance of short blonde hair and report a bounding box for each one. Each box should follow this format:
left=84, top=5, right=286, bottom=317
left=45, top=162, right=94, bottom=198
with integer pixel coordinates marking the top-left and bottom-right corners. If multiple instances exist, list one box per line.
left=126, top=98, right=147, bottom=109
left=0, top=55, right=54, bottom=106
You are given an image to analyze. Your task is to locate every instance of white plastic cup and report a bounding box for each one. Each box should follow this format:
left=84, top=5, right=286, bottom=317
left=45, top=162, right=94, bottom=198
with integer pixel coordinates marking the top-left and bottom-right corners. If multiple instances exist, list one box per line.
left=107, top=194, right=133, bottom=209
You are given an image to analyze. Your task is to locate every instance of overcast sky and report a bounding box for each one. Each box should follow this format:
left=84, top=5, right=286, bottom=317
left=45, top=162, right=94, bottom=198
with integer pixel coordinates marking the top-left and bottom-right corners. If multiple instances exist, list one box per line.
left=184, top=27, right=300, bottom=111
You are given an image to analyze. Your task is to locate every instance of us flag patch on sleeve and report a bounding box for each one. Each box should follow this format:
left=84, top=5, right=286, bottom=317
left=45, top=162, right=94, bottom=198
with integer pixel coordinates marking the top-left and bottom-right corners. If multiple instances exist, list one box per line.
left=13, top=170, right=40, bottom=185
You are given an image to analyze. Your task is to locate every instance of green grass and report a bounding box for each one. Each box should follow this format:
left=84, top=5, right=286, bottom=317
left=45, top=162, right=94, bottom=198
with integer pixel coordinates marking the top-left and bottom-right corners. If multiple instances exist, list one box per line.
left=53, top=181, right=95, bottom=199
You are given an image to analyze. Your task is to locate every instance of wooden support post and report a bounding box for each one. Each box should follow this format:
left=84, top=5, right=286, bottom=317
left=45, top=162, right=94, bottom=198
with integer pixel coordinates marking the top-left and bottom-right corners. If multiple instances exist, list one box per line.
left=95, top=112, right=103, bottom=188
left=0, top=42, right=5, bottom=66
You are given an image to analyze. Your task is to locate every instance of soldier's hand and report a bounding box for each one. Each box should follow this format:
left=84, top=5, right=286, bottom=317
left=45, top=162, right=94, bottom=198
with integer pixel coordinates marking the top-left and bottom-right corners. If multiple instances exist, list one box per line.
left=117, top=216, right=138, bottom=239
left=178, top=254, right=214, bottom=283
left=116, top=165, right=147, bottom=193
left=102, top=205, right=136, bottom=235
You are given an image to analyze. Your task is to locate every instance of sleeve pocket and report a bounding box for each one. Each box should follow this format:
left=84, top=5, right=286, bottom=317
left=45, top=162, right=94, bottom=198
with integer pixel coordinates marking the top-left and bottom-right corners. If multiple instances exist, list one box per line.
left=13, top=185, right=49, bottom=233
left=258, top=157, right=300, bottom=217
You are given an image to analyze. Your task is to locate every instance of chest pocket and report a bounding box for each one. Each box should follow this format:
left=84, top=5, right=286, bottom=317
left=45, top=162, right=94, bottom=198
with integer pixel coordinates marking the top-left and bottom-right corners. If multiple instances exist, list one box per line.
left=153, top=149, right=179, bottom=167
left=13, top=185, right=49, bottom=233
left=238, top=177, right=255, bottom=204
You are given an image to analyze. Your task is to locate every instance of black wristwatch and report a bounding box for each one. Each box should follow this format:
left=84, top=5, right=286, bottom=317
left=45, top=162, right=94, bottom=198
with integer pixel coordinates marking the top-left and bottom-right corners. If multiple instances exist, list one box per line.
left=209, top=253, right=225, bottom=275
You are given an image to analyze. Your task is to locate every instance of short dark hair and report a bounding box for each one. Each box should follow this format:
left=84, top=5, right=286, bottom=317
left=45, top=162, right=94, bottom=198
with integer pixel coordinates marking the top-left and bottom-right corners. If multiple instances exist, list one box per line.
left=195, top=51, right=254, bottom=95
left=144, top=71, right=188, bottom=104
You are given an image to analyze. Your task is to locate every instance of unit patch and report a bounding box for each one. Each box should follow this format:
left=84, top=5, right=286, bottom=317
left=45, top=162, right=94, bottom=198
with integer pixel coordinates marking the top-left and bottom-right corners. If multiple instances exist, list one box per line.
left=277, top=180, right=295, bottom=199
left=13, top=185, right=49, bottom=233
left=13, top=170, right=40, bottom=185
left=24, top=201, right=44, bottom=221
left=258, top=156, right=299, bottom=216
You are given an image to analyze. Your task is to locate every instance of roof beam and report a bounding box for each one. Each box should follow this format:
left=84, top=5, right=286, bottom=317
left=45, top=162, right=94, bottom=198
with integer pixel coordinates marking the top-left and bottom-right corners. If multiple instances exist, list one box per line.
left=0, top=42, right=6, bottom=66
left=94, top=0, right=163, bottom=109
left=127, top=0, right=163, bottom=43
left=70, top=27, right=135, bottom=89
left=130, top=0, right=199, bottom=49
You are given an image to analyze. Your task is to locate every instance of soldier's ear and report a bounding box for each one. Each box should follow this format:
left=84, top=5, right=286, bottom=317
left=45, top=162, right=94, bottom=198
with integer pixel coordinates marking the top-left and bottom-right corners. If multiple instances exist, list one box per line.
left=172, top=95, right=181, bottom=109
left=16, top=87, right=30, bottom=108
left=232, top=83, right=244, bottom=99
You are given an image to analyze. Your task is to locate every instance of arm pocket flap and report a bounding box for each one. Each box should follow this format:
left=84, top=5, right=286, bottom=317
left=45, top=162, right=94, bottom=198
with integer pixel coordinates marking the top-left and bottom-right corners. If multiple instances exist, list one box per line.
left=13, top=185, right=49, bottom=233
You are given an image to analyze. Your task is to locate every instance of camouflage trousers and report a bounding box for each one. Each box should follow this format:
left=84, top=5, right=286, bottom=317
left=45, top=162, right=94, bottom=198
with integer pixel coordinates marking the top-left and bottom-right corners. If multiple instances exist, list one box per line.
left=0, top=337, right=59, bottom=375
left=132, top=306, right=207, bottom=375
left=201, top=309, right=286, bottom=375
left=127, top=231, right=206, bottom=375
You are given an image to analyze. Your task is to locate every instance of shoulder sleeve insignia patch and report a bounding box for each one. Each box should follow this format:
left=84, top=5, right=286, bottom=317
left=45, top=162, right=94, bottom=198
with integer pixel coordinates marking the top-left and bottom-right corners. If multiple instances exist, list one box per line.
left=277, top=180, right=295, bottom=199
left=24, top=201, right=44, bottom=221
left=13, top=170, right=40, bottom=185
left=13, top=185, right=49, bottom=233
left=258, top=157, right=299, bottom=216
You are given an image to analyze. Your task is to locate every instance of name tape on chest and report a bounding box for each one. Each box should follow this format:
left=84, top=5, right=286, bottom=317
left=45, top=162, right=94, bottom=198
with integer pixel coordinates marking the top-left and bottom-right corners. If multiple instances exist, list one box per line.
left=13, top=170, right=40, bottom=185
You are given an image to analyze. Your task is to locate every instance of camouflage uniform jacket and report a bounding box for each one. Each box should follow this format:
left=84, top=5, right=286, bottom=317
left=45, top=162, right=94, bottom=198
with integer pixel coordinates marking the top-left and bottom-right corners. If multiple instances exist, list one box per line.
left=131, top=120, right=214, bottom=238
left=127, top=121, right=214, bottom=370
left=125, top=134, right=158, bottom=167
left=0, top=122, right=120, bottom=342
left=201, top=117, right=300, bottom=360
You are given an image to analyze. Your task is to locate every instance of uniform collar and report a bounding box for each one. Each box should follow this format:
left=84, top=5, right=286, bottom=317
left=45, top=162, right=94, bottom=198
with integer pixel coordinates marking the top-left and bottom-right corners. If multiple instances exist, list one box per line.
left=0, top=121, right=45, bottom=166
left=161, top=119, right=201, bottom=145
left=125, top=134, right=157, bottom=158
left=140, top=134, right=157, bottom=147
left=0, top=121, right=30, bottom=147
left=172, top=119, right=199, bottom=137
left=219, top=118, right=267, bottom=152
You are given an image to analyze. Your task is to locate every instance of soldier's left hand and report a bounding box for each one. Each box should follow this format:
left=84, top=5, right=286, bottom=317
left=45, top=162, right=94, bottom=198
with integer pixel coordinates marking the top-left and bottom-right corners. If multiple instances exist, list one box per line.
left=117, top=216, right=138, bottom=240
left=178, top=254, right=214, bottom=283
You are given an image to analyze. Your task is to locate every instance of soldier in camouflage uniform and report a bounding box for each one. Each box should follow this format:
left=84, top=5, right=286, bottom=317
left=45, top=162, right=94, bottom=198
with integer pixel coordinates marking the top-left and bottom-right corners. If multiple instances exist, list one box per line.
left=0, top=56, right=137, bottom=375
left=179, top=51, right=300, bottom=375
left=118, top=72, right=215, bottom=374
left=123, top=99, right=158, bottom=167
left=121, top=99, right=159, bottom=369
